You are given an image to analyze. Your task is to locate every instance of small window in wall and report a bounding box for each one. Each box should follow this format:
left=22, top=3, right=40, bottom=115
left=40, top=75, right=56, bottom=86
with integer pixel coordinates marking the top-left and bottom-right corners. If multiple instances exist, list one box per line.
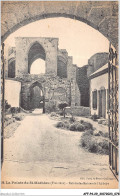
left=92, top=90, right=97, bottom=109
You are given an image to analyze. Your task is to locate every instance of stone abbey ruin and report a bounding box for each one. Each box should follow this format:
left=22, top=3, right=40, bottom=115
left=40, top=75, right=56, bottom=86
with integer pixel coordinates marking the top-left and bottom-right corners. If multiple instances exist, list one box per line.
left=6, top=37, right=110, bottom=115
left=6, top=37, right=84, bottom=113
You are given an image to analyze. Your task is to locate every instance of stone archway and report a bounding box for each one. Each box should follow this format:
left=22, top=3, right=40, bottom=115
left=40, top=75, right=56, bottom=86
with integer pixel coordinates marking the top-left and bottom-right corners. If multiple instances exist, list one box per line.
left=29, top=81, right=45, bottom=112
left=28, top=41, right=46, bottom=74
left=1, top=1, right=118, bottom=50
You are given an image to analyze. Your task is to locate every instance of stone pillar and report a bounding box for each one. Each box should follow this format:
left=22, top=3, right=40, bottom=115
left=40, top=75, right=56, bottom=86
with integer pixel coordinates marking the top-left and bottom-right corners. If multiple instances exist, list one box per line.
left=45, top=38, right=58, bottom=75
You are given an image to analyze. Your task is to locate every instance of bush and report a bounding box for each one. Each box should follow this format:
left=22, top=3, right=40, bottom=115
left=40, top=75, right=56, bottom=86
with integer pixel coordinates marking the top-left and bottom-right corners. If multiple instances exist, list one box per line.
left=93, top=130, right=109, bottom=138
left=69, top=123, right=77, bottom=131
left=94, top=130, right=101, bottom=136
left=13, top=113, right=25, bottom=121
left=63, top=120, right=70, bottom=129
left=58, top=102, right=68, bottom=117
left=5, top=100, right=11, bottom=111
left=80, top=130, right=109, bottom=154
left=76, top=123, right=85, bottom=132
left=58, top=102, right=68, bottom=110
left=50, top=112, right=59, bottom=117
left=88, top=139, right=100, bottom=153
left=103, top=132, right=109, bottom=138
left=69, top=123, right=76, bottom=131
left=55, top=118, right=92, bottom=132
left=56, top=121, right=65, bottom=128
left=11, top=107, right=20, bottom=115
left=69, top=122, right=85, bottom=132
left=82, top=121, right=93, bottom=130
left=69, top=116, right=76, bottom=123
left=80, top=120, right=84, bottom=124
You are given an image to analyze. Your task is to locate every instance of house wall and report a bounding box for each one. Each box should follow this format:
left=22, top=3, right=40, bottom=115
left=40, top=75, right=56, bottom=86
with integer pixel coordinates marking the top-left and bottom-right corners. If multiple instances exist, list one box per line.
left=90, top=73, right=108, bottom=119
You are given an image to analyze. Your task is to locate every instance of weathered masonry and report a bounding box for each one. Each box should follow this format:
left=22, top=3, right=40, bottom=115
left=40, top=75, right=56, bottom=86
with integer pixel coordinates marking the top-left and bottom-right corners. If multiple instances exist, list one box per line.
left=6, top=37, right=81, bottom=111
left=1, top=1, right=118, bottom=51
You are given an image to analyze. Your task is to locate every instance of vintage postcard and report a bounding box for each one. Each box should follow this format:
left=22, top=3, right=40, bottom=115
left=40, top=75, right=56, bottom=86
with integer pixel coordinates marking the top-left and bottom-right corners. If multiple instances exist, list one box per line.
left=1, top=0, right=119, bottom=190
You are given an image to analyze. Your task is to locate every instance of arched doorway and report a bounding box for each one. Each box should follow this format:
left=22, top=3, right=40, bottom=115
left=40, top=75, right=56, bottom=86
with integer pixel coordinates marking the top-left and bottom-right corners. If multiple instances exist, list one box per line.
left=29, top=82, right=45, bottom=112
left=28, top=42, right=46, bottom=74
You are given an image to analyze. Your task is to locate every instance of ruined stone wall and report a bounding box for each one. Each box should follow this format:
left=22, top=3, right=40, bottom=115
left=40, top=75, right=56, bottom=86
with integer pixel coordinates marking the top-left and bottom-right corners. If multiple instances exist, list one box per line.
left=67, top=56, right=74, bottom=80
left=70, top=79, right=81, bottom=107
left=18, top=74, right=71, bottom=110
left=76, top=65, right=89, bottom=107
left=15, top=37, right=58, bottom=76
left=6, top=37, right=81, bottom=110
left=65, top=106, right=90, bottom=117
left=75, top=82, right=81, bottom=106
left=5, top=47, right=16, bottom=77
left=87, top=53, right=109, bottom=77
left=57, top=49, right=68, bottom=78
left=2, top=1, right=118, bottom=50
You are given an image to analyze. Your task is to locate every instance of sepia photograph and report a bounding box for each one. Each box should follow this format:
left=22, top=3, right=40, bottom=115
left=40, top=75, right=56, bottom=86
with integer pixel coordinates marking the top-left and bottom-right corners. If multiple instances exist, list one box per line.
left=1, top=0, right=119, bottom=191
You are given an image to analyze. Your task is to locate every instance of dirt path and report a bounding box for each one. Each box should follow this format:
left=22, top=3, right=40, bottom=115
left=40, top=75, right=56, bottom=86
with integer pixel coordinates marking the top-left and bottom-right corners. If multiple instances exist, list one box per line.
left=2, top=114, right=118, bottom=188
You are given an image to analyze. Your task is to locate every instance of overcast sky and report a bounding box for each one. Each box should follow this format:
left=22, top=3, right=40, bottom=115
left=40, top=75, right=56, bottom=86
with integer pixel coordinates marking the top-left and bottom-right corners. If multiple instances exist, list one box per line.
left=4, top=17, right=109, bottom=67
